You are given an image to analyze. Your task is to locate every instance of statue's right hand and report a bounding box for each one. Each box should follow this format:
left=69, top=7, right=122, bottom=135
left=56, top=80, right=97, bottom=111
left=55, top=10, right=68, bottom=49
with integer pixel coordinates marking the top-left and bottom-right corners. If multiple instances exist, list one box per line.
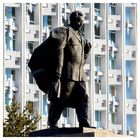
left=48, top=79, right=61, bottom=100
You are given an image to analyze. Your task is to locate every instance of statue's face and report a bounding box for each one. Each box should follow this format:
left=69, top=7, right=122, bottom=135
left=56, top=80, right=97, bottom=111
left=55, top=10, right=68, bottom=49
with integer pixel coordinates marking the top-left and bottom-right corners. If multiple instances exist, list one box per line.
left=71, top=16, right=84, bottom=30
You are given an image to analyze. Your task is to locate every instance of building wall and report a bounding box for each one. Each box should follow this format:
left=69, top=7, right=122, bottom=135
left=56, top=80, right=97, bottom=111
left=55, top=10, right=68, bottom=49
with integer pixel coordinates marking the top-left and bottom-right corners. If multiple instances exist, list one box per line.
left=3, top=3, right=137, bottom=136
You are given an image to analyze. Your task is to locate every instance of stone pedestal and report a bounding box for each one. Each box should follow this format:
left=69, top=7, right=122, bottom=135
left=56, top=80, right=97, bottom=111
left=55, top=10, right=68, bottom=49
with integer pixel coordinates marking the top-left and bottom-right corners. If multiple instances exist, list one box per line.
left=29, top=127, right=128, bottom=137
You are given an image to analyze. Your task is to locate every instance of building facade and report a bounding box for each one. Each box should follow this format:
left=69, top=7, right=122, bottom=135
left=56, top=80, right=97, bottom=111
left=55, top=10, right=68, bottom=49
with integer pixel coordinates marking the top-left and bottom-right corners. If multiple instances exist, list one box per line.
left=3, top=3, right=137, bottom=136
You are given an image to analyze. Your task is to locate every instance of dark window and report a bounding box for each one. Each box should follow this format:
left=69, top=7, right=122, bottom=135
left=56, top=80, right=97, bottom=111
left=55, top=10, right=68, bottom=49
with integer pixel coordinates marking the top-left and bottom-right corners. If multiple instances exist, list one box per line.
left=48, top=16, right=52, bottom=25
left=13, top=32, right=16, bottom=51
left=95, top=55, right=101, bottom=67
left=28, top=5, right=35, bottom=24
left=28, top=42, right=34, bottom=54
left=12, top=7, right=15, bottom=17
left=29, top=72, right=34, bottom=84
left=109, top=31, right=115, bottom=43
left=11, top=70, right=15, bottom=80
left=81, top=3, right=85, bottom=7
left=62, top=8, right=65, bottom=13
left=28, top=10, right=34, bottom=24
left=94, top=3, right=100, bottom=9
left=95, top=25, right=100, bottom=39
left=110, top=3, right=116, bottom=15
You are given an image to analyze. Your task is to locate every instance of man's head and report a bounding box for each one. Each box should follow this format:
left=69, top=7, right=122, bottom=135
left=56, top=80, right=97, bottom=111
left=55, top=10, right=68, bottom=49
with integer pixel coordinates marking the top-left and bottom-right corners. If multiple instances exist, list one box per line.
left=70, top=11, right=84, bottom=31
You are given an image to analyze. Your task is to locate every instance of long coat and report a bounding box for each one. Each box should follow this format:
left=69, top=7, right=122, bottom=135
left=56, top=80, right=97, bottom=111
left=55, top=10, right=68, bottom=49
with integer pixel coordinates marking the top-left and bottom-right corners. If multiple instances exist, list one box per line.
left=28, top=26, right=92, bottom=93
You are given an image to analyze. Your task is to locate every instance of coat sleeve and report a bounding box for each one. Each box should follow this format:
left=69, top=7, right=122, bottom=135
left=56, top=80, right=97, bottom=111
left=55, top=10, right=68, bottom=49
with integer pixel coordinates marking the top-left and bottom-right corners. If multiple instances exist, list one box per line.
left=50, top=27, right=68, bottom=78
left=84, top=39, right=92, bottom=61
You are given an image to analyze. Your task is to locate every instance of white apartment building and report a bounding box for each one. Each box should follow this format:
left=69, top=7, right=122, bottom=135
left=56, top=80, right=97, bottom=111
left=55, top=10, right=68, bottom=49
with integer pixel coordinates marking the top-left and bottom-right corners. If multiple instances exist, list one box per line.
left=3, top=3, right=137, bottom=136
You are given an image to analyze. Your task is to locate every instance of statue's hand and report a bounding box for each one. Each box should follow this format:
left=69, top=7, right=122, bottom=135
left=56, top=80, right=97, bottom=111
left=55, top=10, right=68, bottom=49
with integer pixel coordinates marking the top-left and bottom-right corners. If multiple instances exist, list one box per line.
left=48, top=79, right=61, bottom=100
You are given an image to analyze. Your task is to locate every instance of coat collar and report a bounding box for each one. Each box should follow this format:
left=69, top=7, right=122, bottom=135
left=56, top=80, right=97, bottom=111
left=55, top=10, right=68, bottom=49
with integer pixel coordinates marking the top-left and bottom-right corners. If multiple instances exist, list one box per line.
left=69, top=26, right=82, bottom=43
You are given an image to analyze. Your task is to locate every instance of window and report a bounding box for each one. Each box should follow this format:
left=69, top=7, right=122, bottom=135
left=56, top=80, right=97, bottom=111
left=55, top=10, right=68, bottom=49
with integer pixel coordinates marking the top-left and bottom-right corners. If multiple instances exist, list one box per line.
left=109, top=31, right=115, bottom=43
left=110, top=59, right=116, bottom=69
left=43, top=95, right=48, bottom=115
left=13, top=31, right=16, bottom=51
left=11, top=70, right=15, bottom=81
left=26, top=101, right=33, bottom=112
left=94, top=3, right=100, bottom=9
left=6, top=68, right=11, bottom=80
left=28, top=42, right=34, bottom=54
left=109, top=3, right=116, bottom=15
left=43, top=16, right=48, bottom=27
left=81, top=3, right=85, bottom=7
left=34, top=91, right=39, bottom=98
left=5, top=91, right=11, bottom=106
left=28, top=4, right=35, bottom=24
left=28, top=10, right=34, bottom=24
left=48, top=16, right=52, bottom=25
left=111, top=112, right=116, bottom=124
left=117, top=75, right=121, bottom=82
left=95, top=111, right=101, bottom=122
left=76, top=3, right=81, bottom=8
left=62, top=16, right=65, bottom=25
left=12, top=7, right=15, bottom=17
left=95, top=25, right=100, bottom=39
left=6, top=30, right=11, bottom=51
left=29, top=72, right=33, bottom=84
left=95, top=55, right=101, bottom=67
left=95, top=80, right=101, bottom=94
left=62, top=8, right=65, bottom=13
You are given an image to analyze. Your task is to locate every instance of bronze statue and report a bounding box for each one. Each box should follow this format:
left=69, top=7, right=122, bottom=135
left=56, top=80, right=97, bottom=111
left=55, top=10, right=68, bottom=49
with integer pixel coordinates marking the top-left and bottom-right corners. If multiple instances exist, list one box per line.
left=28, top=11, right=92, bottom=128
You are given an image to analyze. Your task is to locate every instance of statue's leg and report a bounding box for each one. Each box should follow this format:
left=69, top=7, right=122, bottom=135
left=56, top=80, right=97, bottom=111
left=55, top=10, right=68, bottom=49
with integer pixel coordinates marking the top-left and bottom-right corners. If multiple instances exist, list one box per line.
left=75, top=82, right=90, bottom=128
left=48, top=98, right=64, bottom=128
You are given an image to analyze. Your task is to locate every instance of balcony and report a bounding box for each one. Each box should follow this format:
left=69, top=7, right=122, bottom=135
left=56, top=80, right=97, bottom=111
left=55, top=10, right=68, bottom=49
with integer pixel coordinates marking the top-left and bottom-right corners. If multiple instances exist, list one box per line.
left=114, top=101, right=119, bottom=106
left=109, top=40, right=118, bottom=52
left=95, top=94, right=107, bottom=110
left=125, top=99, right=137, bottom=114
left=95, top=66, right=104, bottom=77
left=5, top=79, right=18, bottom=92
left=42, top=4, right=56, bottom=15
left=127, top=130, right=134, bottom=136
left=108, top=15, right=121, bottom=30
left=95, top=121, right=103, bottom=129
left=95, top=15, right=103, bottom=22
left=26, top=24, right=39, bottom=41
left=5, top=51, right=21, bottom=69
left=126, top=75, right=134, bottom=82
left=26, top=84, right=39, bottom=102
left=94, top=39, right=106, bottom=55
left=109, top=124, right=122, bottom=134
left=126, top=22, right=133, bottom=29
left=108, top=69, right=121, bottom=85
left=125, top=45, right=136, bottom=60
left=5, top=18, right=18, bottom=31
left=97, top=71, right=103, bottom=76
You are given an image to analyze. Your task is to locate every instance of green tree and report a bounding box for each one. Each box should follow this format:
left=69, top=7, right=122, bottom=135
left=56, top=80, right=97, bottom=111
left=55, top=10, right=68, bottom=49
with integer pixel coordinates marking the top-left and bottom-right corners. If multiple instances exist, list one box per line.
left=3, top=97, right=41, bottom=137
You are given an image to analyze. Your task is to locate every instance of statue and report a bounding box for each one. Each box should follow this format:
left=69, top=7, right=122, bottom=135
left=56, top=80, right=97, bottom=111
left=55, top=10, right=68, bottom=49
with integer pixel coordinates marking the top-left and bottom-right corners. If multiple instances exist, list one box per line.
left=28, top=11, right=92, bottom=128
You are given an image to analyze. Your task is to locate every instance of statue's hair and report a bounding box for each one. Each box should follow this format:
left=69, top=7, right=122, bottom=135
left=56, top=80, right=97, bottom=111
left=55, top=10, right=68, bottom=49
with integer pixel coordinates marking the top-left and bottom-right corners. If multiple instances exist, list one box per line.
left=70, top=11, right=83, bottom=22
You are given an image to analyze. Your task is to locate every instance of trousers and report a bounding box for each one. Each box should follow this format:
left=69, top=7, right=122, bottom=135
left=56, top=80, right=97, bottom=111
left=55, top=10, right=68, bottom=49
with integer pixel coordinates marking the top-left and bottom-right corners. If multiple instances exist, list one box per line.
left=48, top=81, right=89, bottom=127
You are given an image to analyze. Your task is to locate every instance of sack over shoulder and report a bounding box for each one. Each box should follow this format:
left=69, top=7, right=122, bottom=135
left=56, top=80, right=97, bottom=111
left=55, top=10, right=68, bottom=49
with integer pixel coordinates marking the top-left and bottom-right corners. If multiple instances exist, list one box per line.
left=28, top=36, right=60, bottom=94
left=28, top=26, right=69, bottom=93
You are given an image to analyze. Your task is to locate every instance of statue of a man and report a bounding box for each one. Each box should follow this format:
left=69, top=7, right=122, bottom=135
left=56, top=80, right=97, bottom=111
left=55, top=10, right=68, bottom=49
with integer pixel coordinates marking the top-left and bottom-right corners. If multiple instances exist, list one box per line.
left=47, top=11, right=92, bottom=128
